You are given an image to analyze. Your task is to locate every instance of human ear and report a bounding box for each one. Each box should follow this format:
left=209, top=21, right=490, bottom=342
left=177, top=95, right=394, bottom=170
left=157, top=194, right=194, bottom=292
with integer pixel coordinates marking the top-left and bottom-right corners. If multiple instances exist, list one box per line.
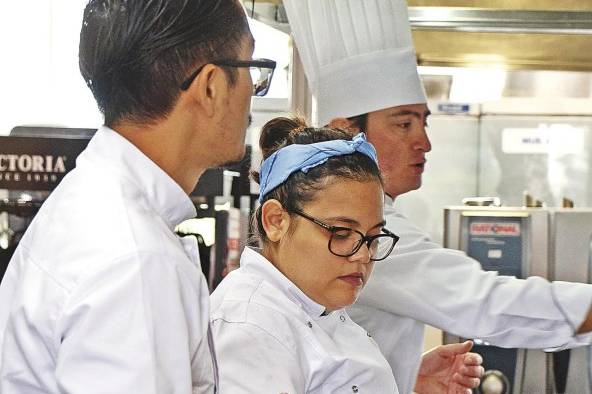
left=185, top=64, right=229, bottom=118
left=261, top=200, right=291, bottom=242
left=328, top=117, right=359, bottom=133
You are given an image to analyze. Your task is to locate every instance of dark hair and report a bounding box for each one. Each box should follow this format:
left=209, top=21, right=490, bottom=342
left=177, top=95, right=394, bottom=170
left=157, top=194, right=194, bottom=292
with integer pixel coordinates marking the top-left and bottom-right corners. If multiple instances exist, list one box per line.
left=347, top=113, right=368, bottom=132
left=79, top=0, right=250, bottom=127
left=251, top=116, right=382, bottom=244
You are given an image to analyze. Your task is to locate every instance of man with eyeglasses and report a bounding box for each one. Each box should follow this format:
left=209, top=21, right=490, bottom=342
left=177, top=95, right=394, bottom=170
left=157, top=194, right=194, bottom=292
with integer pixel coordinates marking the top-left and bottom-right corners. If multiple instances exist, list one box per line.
left=285, top=1, right=592, bottom=393
left=0, top=1, right=275, bottom=393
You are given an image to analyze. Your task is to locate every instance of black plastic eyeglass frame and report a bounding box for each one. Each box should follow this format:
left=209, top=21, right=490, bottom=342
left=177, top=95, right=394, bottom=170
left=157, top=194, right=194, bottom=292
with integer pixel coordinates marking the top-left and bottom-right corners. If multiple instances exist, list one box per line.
left=180, top=58, right=277, bottom=96
left=291, top=209, right=399, bottom=261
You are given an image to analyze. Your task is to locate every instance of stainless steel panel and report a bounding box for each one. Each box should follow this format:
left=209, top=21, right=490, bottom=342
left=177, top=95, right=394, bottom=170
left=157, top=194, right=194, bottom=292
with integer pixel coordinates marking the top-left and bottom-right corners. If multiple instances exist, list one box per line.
left=445, top=206, right=549, bottom=279
left=443, top=206, right=551, bottom=393
left=478, top=115, right=592, bottom=207
left=407, top=1, right=592, bottom=11
left=549, top=209, right=592, bottom=393
left=409, top=8, right=592, bottom=34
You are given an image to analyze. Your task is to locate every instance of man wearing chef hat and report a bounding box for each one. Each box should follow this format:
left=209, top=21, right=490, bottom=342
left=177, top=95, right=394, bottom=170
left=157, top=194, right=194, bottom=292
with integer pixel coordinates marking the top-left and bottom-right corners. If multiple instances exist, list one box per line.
left=284, top=1, right=592, bottom=394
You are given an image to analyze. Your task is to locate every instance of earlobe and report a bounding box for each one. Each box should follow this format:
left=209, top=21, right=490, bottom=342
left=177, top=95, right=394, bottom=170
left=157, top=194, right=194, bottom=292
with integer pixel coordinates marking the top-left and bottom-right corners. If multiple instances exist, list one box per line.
left=328, top=117, right=358, bottom=133
left=261, top=200, right=290, bottom=242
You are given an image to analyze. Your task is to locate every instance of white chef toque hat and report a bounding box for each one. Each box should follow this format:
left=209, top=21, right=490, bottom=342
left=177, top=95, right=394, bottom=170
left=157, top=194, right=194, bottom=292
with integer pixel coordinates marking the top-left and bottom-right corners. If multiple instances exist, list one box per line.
left=284, top=0, right=426, bottom=126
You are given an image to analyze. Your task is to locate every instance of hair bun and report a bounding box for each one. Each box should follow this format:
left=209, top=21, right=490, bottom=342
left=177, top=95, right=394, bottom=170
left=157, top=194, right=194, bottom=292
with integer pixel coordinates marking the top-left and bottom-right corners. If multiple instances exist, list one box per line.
left=251, top=116, right=309, bottom=185
left=258, top=116, right=308, bottom=160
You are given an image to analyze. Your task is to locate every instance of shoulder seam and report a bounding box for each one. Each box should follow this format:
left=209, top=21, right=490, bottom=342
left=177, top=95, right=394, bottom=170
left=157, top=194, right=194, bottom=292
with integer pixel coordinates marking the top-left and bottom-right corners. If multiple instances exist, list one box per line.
left=213, top=318, right=299, bottom=361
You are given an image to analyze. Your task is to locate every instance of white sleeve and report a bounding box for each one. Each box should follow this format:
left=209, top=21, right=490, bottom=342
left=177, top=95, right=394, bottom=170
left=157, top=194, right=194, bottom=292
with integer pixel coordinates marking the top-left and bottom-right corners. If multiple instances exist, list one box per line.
left=212, top=318, right=306, bottom=393
left=359, top=212, right=592, bottom=350
left=54, top=251, right=213, bottom=394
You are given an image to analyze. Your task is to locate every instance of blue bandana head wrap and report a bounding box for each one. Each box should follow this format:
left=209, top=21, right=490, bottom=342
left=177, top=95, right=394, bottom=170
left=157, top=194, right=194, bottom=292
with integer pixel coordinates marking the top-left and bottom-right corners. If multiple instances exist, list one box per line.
left=258, top=132, right=378, bottom=203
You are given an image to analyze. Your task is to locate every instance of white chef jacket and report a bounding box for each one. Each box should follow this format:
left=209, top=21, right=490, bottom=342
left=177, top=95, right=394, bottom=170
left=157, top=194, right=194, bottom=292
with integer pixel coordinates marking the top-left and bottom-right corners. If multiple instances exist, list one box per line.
left=210, top=247, right=398, bottom=394
left=347, top=195, right=592, bottom=394
left=0, top=126, right=216, bottom=394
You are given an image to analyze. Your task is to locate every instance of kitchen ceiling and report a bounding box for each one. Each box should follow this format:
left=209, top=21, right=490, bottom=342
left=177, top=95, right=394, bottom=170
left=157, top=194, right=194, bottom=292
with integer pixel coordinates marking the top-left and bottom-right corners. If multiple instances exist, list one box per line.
left=407, top=1, right=592, bottom=71
left=247, top=0, right=592, bottom=71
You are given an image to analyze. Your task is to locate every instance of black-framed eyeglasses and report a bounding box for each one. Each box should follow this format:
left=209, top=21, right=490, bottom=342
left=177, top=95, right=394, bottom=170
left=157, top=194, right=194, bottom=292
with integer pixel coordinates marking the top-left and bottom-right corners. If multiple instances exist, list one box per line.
left=291, top=209, right=399, bottom=262
left=180, top=58, right=277, bottom=97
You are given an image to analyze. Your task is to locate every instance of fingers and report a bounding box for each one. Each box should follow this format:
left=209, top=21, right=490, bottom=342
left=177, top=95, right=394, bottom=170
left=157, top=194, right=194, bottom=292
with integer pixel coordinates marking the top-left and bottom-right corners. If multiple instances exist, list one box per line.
left=460, top=364, right=485, bottom=378
left=451, top=385, right=474, bottom=394
left=436, top=340, right=474, bottom=357
left=453, top=371, right=481, bottom=389
left=462, top=352, right=483, bottom=366
left=461, top=340, right=474, bottom=352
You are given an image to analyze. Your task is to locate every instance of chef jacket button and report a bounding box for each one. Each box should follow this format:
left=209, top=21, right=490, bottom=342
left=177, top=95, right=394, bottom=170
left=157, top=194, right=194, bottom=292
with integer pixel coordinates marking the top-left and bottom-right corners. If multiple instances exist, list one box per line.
left=352, top=385, right=359, bottom=393
left=340, top=315, right=346, bottom=322
left=307, top=321, right=313, bottom=328
left=367, top=332, right=372, bottom=337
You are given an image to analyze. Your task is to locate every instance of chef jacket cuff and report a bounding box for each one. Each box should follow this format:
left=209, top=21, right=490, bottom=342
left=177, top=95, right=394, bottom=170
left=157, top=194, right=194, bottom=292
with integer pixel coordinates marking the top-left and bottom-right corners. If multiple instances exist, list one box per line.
left=544, top=281, right=592, bottom=351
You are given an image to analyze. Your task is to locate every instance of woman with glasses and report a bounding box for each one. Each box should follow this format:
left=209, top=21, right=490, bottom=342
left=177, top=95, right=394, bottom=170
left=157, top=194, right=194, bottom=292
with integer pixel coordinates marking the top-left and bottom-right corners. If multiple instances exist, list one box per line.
left=210, top=116, right=400, bottom=393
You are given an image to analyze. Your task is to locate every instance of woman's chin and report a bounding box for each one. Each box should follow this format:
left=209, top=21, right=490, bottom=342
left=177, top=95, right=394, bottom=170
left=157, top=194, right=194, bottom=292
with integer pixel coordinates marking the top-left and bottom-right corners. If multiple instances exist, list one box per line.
left=324, top=293, right=358, bottom=311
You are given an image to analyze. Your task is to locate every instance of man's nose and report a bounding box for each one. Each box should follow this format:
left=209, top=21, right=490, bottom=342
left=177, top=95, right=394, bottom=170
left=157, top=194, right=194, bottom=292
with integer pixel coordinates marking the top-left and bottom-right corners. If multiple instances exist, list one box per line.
left=415, top=125, right=431, bottom=153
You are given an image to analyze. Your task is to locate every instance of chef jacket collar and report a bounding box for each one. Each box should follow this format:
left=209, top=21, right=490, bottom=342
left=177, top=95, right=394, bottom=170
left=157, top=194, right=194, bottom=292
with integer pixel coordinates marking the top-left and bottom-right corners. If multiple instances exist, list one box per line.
left=384, top=193, right=395, bottom=207
left=241, top=247, right=327, bottom=318
left=82, top=126, right=196, bottom=230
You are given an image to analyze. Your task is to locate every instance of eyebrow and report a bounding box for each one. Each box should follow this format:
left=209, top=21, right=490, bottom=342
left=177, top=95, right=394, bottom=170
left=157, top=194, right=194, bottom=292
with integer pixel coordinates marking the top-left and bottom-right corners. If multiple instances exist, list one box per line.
left=389, top=109, right=432, bottom=119
left=326, top=217, right=387, bottom=230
